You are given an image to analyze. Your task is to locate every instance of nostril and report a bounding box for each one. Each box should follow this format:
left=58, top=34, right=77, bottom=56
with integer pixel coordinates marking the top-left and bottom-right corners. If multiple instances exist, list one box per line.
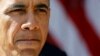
left=24, top=27, right=29, bottom=30
left=21, top=23, right=39, bottom=30
left=22, top=26, right=39, bottom=31
left=34, top=26, right=39, bottom=30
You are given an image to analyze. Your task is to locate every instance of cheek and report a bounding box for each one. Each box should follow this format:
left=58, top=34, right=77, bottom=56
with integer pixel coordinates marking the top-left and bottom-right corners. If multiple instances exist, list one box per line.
left=7, top=21, right=20, bottom=45
left=37, top=16, right=49, bottom=43
left=39, top=22, right=49, bottom=43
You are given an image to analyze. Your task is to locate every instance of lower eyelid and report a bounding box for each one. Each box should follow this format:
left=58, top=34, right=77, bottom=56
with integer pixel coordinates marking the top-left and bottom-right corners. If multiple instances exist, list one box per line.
left=37, top=9, right=47, bottom=13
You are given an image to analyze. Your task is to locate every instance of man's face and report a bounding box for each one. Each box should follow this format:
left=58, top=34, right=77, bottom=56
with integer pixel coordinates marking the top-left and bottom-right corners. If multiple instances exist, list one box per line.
left=0, top=0, right=50, bottom=56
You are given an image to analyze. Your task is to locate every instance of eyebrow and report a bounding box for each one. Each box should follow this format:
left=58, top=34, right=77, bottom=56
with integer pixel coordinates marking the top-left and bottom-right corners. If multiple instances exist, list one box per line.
left=35, top=3, right=49, bottom=9
left=5, top=3, right=49, bottom=14
left=4, top=3, right=26, bottom=14
left=10, top=3, right=26, bottom=9
left=8, top=4, right=25, bottom=11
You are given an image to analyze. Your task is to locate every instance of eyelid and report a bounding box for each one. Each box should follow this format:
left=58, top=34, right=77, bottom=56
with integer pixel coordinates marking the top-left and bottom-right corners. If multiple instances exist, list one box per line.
left=5, top=8, right=25, bottom=14
left=36, top=8, right=48, bottom=13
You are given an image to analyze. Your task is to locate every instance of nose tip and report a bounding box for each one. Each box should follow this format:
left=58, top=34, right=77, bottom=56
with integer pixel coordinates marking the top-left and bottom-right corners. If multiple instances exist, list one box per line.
left=21, top=22, right=39, bottom=31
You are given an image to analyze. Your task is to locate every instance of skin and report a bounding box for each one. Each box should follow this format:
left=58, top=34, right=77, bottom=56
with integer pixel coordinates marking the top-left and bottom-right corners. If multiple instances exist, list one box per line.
left=0, top=0, right=50, bottom=56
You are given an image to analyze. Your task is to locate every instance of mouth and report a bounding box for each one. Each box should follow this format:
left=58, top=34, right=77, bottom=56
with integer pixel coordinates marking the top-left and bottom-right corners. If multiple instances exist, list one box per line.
left=16, top=39, right=40, bottom=42
left=14, top=38, right=41, bottom=49
left=17, top=39, right=40, bottom=44
left=15, top=38, right=40, bottom=44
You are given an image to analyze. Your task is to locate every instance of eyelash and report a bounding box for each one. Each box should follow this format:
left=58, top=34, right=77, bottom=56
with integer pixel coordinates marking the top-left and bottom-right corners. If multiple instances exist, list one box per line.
left=5, top=9, right=25, bottom=14
left=12, top=9, right=24, bottom=12
left=36, top=8, right=47, bottom=13
left=5, top=8, right=47, bottom=15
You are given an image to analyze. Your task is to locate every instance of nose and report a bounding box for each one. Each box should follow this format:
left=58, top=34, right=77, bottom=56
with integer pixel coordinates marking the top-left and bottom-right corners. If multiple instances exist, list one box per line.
left=21, top=13, right=39, bottom=31
left=21, top=22, right=39, bottom=30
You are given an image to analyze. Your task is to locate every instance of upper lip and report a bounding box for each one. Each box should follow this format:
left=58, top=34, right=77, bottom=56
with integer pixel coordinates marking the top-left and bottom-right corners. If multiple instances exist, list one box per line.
left=14, top=36, right=40, bottom=43
left=16, top=39, right=40, bottom=42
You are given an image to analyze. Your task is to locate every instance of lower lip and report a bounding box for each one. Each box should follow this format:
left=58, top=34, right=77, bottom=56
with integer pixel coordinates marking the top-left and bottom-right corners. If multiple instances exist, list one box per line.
left=15, top=40, right=40, bottom=44
left=15, top=40, right=40, bottom=49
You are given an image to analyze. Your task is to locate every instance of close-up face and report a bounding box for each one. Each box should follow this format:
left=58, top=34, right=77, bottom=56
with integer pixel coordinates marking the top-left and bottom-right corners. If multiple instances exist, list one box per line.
left=0, top=0, right=50, bottom=56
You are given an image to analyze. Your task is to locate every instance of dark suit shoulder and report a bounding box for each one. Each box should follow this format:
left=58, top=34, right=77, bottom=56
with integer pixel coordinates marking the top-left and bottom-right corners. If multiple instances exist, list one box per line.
left=40, top=43, right=67, bottom=56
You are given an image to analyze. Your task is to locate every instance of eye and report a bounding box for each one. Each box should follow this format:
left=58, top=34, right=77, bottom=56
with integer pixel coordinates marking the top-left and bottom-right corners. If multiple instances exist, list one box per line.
left=35, top=8, right=47, bottom=14
left=5, top=9, right=25, bottom=15
left=38, top=9, right=46, bottom=12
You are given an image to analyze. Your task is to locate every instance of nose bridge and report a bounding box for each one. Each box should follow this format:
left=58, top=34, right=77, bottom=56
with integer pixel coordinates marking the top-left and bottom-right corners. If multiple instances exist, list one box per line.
left=26, top=0, right=35, bottom=23
left=27, top=11, right=35, bottom=23
left=21, top=11, right=38, bottom=30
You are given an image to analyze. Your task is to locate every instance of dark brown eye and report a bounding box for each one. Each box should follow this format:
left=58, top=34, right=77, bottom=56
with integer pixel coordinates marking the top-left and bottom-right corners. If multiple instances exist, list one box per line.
left=38, top=9, right=46, bottom=12
left=5, top=9, right=25, bottom=15
left=35, top=8, right=47, bottom=14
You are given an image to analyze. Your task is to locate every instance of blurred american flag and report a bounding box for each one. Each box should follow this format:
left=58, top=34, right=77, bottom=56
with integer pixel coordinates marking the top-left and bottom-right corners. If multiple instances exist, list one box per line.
left=47, top=0, right=100, bottom=56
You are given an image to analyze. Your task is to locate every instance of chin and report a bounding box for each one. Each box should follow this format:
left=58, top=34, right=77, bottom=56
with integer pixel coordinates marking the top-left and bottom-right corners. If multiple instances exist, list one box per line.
left=9, top=48, right=39, bottom=56
left=13, top=44, right=42, bottom=56
left=19, top=49, right=37, bottom=56
left=3, top=43, right=40, bottom=56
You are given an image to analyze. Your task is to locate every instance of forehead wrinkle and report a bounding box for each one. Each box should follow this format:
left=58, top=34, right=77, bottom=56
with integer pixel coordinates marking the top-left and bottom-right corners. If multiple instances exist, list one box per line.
left=11, top=0, right=49, bottom=8
left=23, top=0, right=49, bottom=11
left=1, top=0, right=49, bottom=13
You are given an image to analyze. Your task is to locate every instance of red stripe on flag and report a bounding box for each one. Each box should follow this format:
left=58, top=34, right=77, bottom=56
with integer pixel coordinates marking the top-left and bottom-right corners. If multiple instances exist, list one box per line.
left=59, top=0, right=100, bottom=56
left=47, top=33, right=60, bottom=48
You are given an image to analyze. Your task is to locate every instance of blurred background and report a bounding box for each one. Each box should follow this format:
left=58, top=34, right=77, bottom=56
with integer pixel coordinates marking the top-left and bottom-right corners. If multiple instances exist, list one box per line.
left=46, top=0, right=100, bottom=56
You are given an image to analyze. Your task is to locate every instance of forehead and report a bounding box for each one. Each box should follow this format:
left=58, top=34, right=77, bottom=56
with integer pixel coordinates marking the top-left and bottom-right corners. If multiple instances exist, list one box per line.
left=0, top=0, right=49, bottom=7
left=16, top=0, right=48, bottom=5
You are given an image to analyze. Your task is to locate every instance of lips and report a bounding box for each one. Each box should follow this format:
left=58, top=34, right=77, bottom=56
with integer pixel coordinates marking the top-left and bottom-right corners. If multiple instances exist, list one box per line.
left=14, top=38, right=41, bottom=49
left=15, top=38, right=40, bottom=44
left=16, top=39, right=40, bottom=42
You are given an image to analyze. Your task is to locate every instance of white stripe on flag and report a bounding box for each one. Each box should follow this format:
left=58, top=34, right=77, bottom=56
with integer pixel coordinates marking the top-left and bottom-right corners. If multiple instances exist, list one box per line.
left=84, top=0, right=100, bottom=37
left=49, top=0, right=91, bottom=56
